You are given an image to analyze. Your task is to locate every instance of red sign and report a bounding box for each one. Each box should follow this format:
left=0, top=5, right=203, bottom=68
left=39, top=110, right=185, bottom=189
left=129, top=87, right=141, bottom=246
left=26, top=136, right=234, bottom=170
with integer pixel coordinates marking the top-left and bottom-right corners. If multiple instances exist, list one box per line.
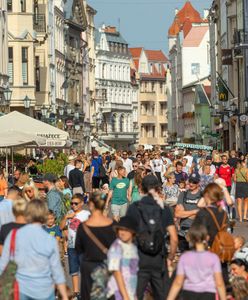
left=66, top=120, right=74, bottom=126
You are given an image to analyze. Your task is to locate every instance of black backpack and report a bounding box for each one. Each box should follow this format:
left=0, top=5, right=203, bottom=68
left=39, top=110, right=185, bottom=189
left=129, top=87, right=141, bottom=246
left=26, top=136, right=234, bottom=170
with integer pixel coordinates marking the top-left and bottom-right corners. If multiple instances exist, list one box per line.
left=135, top=201, right=164, bottom=255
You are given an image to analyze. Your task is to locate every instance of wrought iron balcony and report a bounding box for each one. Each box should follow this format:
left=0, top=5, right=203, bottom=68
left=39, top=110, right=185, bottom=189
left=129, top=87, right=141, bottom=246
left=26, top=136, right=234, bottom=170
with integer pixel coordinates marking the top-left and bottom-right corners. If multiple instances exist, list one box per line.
left=33, top=14, right=46, bottom=33
left=233, top=29, right=248, bottom=48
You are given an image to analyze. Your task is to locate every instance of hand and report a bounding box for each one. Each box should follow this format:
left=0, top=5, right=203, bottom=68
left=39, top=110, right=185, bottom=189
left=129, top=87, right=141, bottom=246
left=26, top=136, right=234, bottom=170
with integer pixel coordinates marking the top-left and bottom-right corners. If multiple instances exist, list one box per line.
left=66, top=212, right=76, bottom=219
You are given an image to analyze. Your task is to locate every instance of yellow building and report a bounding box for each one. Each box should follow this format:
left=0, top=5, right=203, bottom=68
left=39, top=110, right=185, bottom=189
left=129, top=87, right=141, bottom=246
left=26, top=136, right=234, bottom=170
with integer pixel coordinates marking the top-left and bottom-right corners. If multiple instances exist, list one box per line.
left=7, top=0, right=36, bottom=113
left=130, top=48, right=169, bottom=148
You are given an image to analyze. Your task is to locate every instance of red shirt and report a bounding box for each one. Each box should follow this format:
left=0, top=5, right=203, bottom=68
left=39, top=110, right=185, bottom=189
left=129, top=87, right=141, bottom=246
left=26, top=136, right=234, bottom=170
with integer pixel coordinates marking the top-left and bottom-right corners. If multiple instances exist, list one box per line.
left=215, top=164, right=234, bottom=187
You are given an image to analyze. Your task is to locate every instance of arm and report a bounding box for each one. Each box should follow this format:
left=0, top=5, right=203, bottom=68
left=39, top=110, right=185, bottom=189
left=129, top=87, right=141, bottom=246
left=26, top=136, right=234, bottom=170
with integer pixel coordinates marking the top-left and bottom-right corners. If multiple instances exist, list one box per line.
left=127, top=180, right=132, bottom=202
left=214, top=272, right=226, bottom=300
left=80, top=172, right=86, bottom=192
left=0, top=233, right=11, bottom=274
left=90, top=166, right=95, bottom=178
left=59, top=212, right=75, bottom=230
left=49, top=241, right=67, bottom=300
left=166, top=225, right=178, bottom=261
left=167, top=274, right=185, bottom=300
left=113, top=271, right=130, bottom=300
left=105, top=190, right=113, bottom=208
left=223, top=187, right=233, bottom=206
left=175, top=204, right=198, bottom=219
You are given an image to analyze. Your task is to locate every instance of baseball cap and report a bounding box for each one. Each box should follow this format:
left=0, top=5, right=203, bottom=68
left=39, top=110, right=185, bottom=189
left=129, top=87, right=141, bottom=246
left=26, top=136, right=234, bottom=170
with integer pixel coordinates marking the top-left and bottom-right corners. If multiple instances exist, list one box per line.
left=43, top=173, right=57, bottom=183
left=188, top=173, right=200, bottom=184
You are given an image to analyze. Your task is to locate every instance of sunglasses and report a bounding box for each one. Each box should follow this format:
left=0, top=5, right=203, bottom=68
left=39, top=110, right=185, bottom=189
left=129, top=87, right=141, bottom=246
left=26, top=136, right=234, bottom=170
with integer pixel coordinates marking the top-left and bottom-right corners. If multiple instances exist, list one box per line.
left=71, top=202, right=80, bottom=206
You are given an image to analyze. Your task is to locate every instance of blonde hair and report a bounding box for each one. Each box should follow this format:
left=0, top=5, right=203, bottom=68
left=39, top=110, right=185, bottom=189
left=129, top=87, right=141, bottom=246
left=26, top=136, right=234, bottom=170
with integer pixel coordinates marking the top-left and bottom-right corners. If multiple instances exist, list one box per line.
left=22, top=180, right=39, bottom=201
left=24, top=199, right=48, bottom=224
left=166, top=172, right=175, bottom=180
left=232, top=276, right=248, bottom=300
left=12, top=198, right=27, bottom=217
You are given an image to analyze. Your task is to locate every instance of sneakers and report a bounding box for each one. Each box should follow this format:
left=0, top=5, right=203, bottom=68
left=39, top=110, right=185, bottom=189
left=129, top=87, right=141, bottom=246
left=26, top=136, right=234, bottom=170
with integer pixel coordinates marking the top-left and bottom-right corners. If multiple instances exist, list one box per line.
left=72, top=292, right=80, bottom=300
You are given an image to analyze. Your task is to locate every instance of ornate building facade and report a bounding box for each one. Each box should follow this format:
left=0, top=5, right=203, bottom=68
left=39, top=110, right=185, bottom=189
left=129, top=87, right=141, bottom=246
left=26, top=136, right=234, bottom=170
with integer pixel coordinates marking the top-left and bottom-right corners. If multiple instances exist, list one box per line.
left=94, top=25, right=138, bottom=150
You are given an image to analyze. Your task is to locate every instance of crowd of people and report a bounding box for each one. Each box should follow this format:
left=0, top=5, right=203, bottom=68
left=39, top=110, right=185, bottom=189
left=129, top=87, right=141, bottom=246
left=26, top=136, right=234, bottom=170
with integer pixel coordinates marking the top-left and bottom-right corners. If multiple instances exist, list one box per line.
left=0, top=147, right=248, bottom=300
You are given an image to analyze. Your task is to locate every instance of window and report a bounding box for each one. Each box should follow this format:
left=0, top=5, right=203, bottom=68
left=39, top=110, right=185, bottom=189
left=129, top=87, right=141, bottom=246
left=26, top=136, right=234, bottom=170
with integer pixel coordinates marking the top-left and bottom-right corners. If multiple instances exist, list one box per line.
left=160, top=82, right=163, bottom=94
left=160, top=124, right=168, bottom=137
left=112, top=114, right=117, bottom=132
left=22, top=47, right=28, bottom=85
left=35, top=56, right=40, bottom=91
left=20, top=0, right=26, bottom=12
left=120, top=115, right=125, bottom=132
left=152, top=82, right=155, bottom=92
left=160, top=102, right=167, bottom=115
left=152, top=126, right=156, bottom=137
left=7, top=0, right=12, bottom=12
left=8, top=47, right=13, bottom=84
left=191, top=63, right=200, bottom=75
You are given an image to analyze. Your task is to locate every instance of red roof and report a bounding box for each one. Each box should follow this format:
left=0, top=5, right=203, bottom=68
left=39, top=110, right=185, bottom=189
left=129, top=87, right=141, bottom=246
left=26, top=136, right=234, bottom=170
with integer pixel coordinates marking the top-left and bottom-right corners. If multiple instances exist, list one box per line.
left=145, top=50, right=168, bottom=62
left=168, top=1, right=203, bottom=37
left=129, top=47, right=143, bottom=58
left=182, top=25, right=208, bottom=47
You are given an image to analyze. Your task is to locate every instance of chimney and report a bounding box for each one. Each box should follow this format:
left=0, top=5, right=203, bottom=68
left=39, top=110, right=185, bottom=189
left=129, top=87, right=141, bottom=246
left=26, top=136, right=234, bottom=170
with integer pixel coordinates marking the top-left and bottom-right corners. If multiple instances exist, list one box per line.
left=175, top=8, right=179, bottom=16
left=203, top=9, right=209, bottom=19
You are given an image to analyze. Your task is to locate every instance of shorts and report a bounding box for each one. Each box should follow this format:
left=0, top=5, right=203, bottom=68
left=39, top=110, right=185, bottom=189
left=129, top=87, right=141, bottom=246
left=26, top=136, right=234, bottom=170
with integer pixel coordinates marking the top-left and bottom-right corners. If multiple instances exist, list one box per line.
left=68, top=248, right=80, bottom=275
left=92, top=177, right=100, bottom=189
left=20, top=293, right=55, bottom=300
left=181, top=290, right=215, bottom=300
left=111, top=203, right=128, bottom=218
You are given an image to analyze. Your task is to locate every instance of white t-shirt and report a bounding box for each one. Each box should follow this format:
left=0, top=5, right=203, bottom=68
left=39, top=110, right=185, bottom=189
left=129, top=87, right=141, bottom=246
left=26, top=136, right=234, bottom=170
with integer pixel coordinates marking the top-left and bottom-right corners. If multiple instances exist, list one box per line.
left=183, top=155, right=194, bottom=168
left=122, top=158, right=133, bottom=174
left=67, top=210, right=91, bottom=248
left=64, top=164, right=75, bottom=178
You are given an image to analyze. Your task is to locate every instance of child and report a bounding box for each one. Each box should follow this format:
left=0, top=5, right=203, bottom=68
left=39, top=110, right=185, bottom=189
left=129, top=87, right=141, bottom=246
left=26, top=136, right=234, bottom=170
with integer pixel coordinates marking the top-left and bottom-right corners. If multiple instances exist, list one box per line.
left=43, top=210, right=62, bottom=241
left=167, top=223, right=226, bottom=300
left=107, top=216, right=139, bottom=300
left=234, top=236, right=246, bottom=254
left=178, top=179, right=187, bottom=192
left=60, top=194, right=90, bottom=299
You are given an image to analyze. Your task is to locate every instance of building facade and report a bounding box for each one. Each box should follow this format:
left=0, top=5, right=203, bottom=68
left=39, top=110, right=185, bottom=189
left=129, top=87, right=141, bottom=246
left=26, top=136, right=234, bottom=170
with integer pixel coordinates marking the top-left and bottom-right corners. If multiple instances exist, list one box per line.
left=0, top=0, right=9, bottom=109
left=94, top=25, right=138, bottom=150
left=168, top=1, right=211, bottom=144
left=209, top=0, right=248, bottom=152
left=130, top=48, right=169, bottom=148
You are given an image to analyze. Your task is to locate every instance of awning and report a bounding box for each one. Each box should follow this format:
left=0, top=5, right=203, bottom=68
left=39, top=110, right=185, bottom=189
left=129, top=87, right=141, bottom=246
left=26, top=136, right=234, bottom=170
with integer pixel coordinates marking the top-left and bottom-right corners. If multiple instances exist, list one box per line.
left=174, top=143, right=213, bottom=151
left=0, top=111, right=70, bottom=147
left=0, top=131, right=45, bottom=147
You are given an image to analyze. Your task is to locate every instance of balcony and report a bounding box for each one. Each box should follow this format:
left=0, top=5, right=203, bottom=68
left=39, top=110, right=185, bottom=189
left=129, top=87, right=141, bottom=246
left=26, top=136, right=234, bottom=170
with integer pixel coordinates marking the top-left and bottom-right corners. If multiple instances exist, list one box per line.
left=233, top=29, right=248, bottom=49
left=101, top=102, right=132, bottom=113
left=33, top=14, right=46, bottom=33
left=140, top=115, right=157, bottom=123
left=139, top=92, right=156, bottom=102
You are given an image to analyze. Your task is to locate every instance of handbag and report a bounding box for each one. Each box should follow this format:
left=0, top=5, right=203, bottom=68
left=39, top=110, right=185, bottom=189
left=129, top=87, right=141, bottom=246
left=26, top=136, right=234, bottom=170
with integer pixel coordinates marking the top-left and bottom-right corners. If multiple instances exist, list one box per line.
left=82, top=224, right=109, bottom=300
left=0, top=229, right=19, bottom=300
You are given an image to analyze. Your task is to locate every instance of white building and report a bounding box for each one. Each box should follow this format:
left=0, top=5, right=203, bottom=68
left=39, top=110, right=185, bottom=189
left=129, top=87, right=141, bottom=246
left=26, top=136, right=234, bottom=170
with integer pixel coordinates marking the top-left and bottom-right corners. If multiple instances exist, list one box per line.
left=94, top=25, right=138, bottom=150
left=0, top=0, right=9, bottom=105
left=168, top=1, right=210, bottom=142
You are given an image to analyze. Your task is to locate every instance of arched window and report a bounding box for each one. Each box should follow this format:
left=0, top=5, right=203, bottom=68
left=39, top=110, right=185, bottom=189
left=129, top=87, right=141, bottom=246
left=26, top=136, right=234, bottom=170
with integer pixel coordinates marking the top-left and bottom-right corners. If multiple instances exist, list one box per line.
left=120, top=114, right=125, bottom=132
left=111, top=114, right=117, bottom=132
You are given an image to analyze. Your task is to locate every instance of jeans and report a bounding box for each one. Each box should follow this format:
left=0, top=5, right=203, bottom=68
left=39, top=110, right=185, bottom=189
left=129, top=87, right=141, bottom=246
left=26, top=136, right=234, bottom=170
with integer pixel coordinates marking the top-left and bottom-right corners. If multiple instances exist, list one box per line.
left=20, top=293, right=55, bottom=300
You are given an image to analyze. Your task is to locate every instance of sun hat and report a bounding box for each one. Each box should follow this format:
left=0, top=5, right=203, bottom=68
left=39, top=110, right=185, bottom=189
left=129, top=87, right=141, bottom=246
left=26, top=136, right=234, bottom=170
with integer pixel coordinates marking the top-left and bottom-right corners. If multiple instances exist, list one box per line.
left=113, top=216, right=138, bottom=233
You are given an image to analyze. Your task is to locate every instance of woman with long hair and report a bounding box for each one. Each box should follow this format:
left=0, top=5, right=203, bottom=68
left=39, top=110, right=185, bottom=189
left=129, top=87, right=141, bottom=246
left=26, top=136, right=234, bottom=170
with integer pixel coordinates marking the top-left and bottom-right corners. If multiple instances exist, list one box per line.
left=83, top=154, right=93, bottom=194
left=234, top=159, right=248, bottom=222
left=22, top=180, right=39, bottom=201
left=75, top=192, right=116, bottom=300
left=0, top=199, right=68, bottom=300
left=128, top=166, right=146, bottom=203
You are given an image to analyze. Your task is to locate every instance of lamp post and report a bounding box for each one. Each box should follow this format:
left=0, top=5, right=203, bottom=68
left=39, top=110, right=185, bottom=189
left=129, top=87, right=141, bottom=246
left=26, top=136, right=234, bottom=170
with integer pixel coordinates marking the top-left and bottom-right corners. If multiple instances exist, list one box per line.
left=41, top=105, right=47, bottom=122
left=23, top=95, right=31, bottom=116
left=2, top=87, right=12, bottom=113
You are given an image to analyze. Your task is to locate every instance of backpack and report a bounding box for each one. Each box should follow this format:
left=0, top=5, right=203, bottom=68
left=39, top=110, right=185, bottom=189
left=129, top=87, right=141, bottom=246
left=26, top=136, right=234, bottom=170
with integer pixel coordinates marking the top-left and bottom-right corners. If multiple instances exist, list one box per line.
left=206, top=207, right=235, bottom=262
left=136, top=201, right=164, bottom=255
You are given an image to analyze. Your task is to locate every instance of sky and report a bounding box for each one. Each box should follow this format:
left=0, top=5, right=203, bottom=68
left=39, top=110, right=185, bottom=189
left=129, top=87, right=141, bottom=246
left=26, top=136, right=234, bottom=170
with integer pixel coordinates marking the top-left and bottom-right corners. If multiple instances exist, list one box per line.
left=88, top=0, right=212, bottom=55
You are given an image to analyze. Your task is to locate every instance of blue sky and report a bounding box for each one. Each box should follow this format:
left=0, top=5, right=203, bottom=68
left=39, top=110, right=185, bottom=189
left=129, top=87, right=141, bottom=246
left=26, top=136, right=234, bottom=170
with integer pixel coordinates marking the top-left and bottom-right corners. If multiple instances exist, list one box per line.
left=88, top=0, right=212, bottom=55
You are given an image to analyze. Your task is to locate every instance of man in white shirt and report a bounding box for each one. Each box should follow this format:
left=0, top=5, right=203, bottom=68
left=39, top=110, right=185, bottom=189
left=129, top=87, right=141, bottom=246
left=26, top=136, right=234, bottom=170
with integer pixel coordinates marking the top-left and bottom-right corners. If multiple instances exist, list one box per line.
left=183, top=149, right=194, bottom=168
left=121, top=151, right=133, bottom=175
left=0, top=187, right=19, bottom=228
left=64, top=155, right=75, bottom=178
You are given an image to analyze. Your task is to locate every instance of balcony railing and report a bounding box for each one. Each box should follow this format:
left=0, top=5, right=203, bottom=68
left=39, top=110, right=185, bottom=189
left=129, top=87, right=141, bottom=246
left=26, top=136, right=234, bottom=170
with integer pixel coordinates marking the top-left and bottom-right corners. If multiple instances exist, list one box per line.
left=233, top=29, right=248, bottom=48
left=33, top=14, right=46, bottom=33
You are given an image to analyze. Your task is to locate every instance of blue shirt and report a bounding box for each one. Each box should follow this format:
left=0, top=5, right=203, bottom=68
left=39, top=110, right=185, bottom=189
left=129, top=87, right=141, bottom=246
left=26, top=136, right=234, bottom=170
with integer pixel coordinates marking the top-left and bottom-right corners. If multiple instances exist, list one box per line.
left=43, top=225, right=62, bottom=238
left=91, top=157, right=102, bottom=177
left=0, top=224, right=65, bottom=299
left=0, top=199, right=14, bottom=229
left=47, top=188, right=62, bottom=220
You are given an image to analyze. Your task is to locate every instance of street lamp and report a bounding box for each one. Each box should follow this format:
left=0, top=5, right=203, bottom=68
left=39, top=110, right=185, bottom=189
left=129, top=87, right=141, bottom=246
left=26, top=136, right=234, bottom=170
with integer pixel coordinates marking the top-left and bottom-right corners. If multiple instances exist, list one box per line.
left=41, top=105, right=47, bottom=118
left=3, top=87, right=12, bottom=104
left=23, top=95, right=31, bottom=109
left=59, top=107, right=64, bottom=116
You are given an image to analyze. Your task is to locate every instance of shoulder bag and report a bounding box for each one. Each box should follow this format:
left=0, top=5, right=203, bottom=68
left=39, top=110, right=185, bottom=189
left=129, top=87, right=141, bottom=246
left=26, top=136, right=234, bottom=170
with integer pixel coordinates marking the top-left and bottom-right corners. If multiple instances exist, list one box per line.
left=0, top=229, right=19, bottom=300
left=82, top=223, right=109, bottom=300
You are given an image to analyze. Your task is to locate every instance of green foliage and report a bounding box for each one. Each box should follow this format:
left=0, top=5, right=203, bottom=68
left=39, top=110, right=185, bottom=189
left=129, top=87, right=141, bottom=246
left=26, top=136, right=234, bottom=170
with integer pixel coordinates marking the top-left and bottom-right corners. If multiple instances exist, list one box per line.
left=37, top=153, right=68, bottom=177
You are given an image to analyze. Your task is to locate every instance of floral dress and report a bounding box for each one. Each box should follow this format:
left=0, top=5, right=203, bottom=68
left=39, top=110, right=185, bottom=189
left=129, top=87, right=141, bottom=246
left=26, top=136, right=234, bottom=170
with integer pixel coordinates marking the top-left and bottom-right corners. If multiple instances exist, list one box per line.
left=163, top=184, right=179, bottom=206
left=107, top=238, right=139, bottom=300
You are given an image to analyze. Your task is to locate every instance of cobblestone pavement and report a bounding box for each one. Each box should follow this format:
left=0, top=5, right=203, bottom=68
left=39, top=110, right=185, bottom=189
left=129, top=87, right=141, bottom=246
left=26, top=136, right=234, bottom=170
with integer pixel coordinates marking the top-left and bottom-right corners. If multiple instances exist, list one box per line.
left=233, top=220, right=248, bottom=240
